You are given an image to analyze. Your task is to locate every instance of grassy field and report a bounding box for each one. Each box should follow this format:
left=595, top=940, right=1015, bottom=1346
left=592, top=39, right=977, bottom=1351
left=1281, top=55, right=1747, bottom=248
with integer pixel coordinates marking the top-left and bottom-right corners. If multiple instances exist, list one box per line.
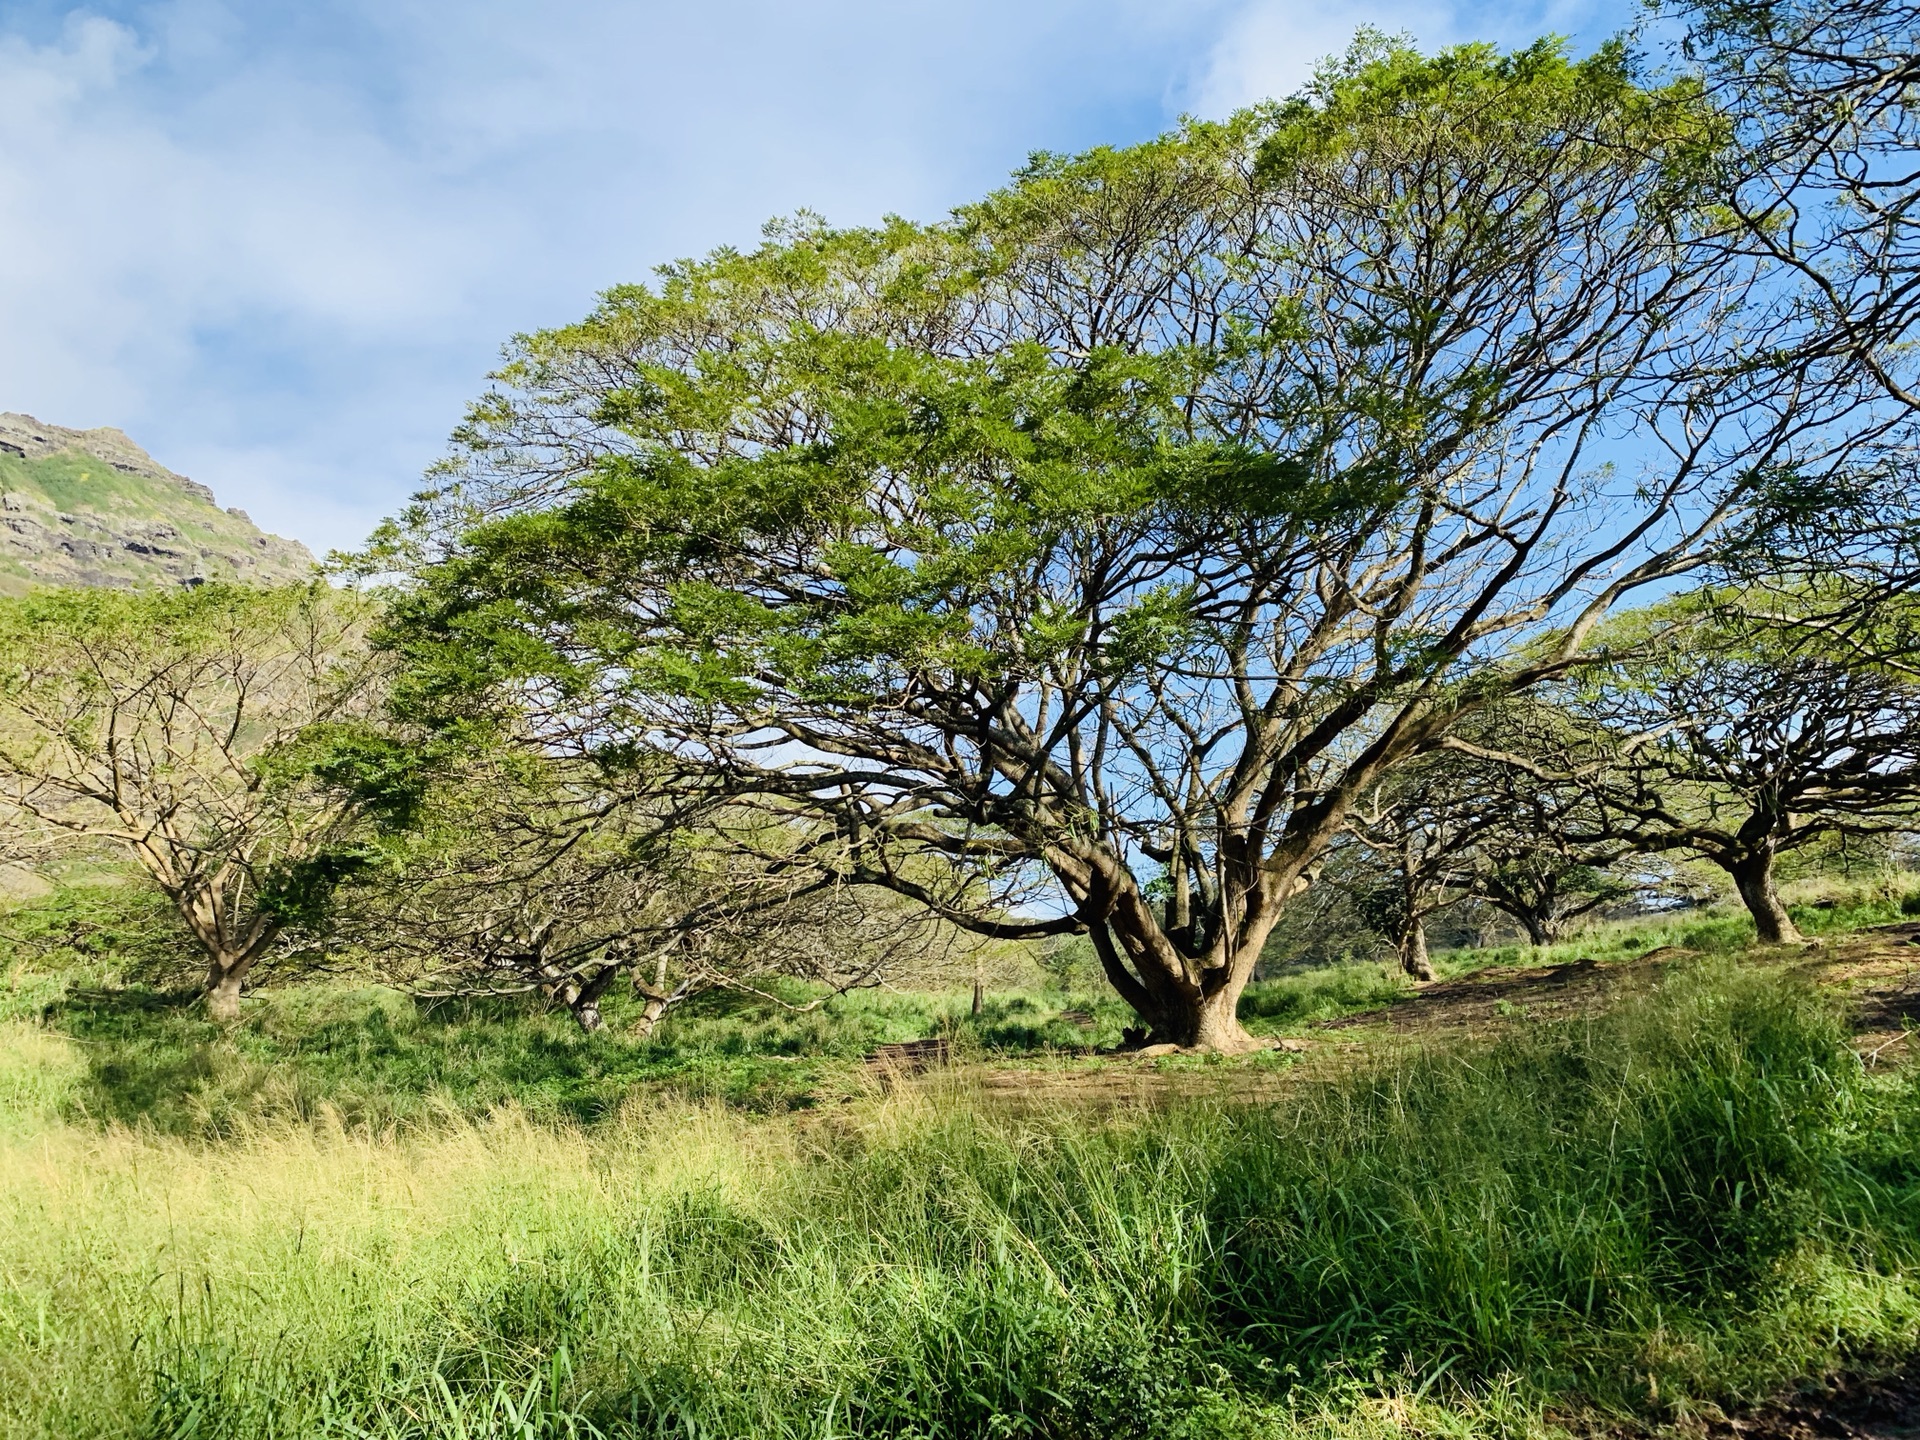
left=5, top=877, right=1920, bottom=1437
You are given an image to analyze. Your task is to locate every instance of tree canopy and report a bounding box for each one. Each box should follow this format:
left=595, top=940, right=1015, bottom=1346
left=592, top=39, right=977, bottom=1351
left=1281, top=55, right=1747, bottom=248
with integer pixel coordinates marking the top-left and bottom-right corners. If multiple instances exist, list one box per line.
left=376, top=37, right=1884, bottom=1048
left=0, top=583, right=387, bottom=1017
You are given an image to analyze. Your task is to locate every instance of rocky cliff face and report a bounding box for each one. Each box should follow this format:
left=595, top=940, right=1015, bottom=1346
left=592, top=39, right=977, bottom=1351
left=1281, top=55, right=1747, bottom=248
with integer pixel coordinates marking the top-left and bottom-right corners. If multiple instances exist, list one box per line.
left=0, top=413, right=316, bottom=593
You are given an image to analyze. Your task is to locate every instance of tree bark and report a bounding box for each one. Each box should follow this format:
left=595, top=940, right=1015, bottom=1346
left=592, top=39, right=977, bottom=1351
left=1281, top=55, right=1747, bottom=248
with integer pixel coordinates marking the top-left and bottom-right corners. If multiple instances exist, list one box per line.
left=1398, top=920, right=1435, bottom=981
left=1091, top=921, right=1268, bottom=1051
left=630, top=992, right=670, bottom=1039
left=1521, top=911, right=1563, bottom=948
left=204, top=961, right=246, bottom=1022
left=1185, top=985, right=1265, bottom=1053
left=1729, top=850, right=1802, bottom=944
left=630, top=954, right=675, bottom=1039
left=567, top=966, right=621, bottom=1033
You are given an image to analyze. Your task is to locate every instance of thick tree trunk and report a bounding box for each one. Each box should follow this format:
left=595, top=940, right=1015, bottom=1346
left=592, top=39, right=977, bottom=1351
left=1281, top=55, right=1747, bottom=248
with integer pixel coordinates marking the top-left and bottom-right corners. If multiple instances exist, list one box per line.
left=1073, top=851, right=1302, bottom=1052
left=1521, top=911, right=1563, bottom=948
left=204, top=960, right=246, bottom=1022
left=1091, top=923, right=1267, bottom=1051
left=567, top=966, right=621, bottom=1034
left=1398, top=920, right=1435, bottom=981
left=1729, top=851, right=1802, bottom=945
left=1184, top=985, right=1264, bottom=1053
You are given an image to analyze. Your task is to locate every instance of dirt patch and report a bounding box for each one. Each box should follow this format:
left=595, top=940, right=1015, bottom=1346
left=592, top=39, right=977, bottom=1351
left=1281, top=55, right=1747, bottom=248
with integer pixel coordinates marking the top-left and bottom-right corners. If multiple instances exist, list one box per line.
left=1663, top=1363, right=1920, bottom=1439
left=1315, top=950, right=1681, bottom=1037
left=1790, top=922, right=1920, bottom=1067
left=897, top=922, right=1920, bottom=1111
left=864, top=1037, right=954, bottom=1085
left=963, top=1054, right=1303, bottom=1109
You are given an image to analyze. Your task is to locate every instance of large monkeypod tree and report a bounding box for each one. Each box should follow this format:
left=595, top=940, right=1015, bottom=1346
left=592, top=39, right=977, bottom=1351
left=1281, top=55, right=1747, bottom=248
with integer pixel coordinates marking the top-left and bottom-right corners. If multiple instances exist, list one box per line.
left=383, top=41, right=1817, bottom=1049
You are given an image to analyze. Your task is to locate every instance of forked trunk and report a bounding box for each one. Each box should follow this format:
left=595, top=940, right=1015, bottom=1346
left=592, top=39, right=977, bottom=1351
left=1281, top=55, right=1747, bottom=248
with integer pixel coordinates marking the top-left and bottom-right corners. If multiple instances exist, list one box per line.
left=566, top=966, right=621, bottom=1034
left=630, top=954, right=677, bottom=1039
left=1729, top=851, right=1801, bottom=945
left=1398, top=920, right=1434, bottom=981
left=1083, top=876, right=1276, bottom=1053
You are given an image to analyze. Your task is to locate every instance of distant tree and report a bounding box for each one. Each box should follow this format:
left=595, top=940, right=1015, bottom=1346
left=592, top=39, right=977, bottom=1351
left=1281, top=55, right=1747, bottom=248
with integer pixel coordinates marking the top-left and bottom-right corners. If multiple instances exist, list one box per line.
left=1467, top=842, right=1633, bottom=949
left=379, top=41, right=1834, bottom=1050
left=352, top=752, right=933, bottom=1034
left=1500, top=602, right=1920, bottom=944
left=1346, top=722, right=1635, bottom=968
left=1437, top=711, right=1636, bottom=946
left=1346, top=758, right=1493, bottom=979
left=0, top=584, right=387, bottom=1018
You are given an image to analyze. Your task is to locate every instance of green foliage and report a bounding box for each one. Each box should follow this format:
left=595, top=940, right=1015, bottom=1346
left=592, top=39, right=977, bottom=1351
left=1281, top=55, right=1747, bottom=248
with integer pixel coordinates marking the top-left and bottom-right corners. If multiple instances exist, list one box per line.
left=0, top=576, right=333, bottom=661
left=0, top=871, right=189, bottom=990
left=0, top=582, right=388, bottom=998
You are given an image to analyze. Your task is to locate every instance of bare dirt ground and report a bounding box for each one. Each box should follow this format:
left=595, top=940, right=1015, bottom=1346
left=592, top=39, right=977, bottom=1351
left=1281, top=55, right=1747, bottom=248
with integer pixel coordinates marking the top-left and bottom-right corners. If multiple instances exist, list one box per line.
left=1628, top=1363, right=1920, bottom=1440
left=883, top=921, right=1920, bottom=1110
left=1802, top=921, right=1920, bottom=1069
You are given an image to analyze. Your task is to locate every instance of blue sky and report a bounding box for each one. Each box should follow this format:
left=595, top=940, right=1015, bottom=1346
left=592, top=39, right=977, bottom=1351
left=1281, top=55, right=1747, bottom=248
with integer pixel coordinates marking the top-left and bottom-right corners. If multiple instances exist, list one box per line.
left=1, top=0, right=1614, bottom=554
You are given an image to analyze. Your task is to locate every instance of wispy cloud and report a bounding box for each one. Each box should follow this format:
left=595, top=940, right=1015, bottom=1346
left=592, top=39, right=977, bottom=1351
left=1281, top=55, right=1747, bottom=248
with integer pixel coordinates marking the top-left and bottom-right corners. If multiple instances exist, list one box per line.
left=0, top=0, right=1616, bottom=554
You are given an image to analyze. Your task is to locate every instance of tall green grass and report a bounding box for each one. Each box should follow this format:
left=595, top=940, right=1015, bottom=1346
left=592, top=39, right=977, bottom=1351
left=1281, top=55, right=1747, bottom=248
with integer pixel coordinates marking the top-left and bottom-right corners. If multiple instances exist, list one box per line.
left=3, top=959, right=1918, bottom=1438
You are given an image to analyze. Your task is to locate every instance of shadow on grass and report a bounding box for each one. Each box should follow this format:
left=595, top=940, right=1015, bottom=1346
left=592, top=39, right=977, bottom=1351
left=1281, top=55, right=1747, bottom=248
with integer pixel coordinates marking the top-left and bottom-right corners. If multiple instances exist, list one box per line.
left=44, top=982, right=864, bottom=1135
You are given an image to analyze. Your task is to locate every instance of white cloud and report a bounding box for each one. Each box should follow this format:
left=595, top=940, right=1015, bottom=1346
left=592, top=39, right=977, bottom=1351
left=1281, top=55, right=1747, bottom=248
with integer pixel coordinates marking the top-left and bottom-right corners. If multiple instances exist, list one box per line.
left=0, top=0, right=1618, bottom=555
left=1189, top=3, right=1431, bottom=114
left=0, top=10, right=502, bottom=544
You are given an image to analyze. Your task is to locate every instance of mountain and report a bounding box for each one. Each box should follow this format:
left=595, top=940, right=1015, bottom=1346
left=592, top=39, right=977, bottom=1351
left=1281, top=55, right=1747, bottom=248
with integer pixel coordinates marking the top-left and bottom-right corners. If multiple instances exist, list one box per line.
left=0, top=413, right=316, bottom=594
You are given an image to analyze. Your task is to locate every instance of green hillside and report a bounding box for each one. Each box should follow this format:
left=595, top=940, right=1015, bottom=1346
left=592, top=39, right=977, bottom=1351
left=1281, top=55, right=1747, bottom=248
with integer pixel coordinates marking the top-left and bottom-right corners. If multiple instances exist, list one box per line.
left=0, top=412, right=314, bottom=594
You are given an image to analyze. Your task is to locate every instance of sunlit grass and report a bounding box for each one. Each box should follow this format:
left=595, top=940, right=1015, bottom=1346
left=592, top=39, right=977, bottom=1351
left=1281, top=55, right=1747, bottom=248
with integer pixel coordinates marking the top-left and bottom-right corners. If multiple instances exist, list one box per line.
left=2, top=959, right=1919, bottom=1437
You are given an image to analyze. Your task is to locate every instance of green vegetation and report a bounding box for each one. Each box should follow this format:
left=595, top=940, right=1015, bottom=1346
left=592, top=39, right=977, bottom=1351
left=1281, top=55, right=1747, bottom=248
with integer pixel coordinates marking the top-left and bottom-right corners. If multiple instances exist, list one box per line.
left=0, top=447, right=192, bottom=520
left=0, top=435, right=310, bottom=595
left=4, top=5, right=1920, bottom=1434
left=4, top=912, right=1920, bottom=1437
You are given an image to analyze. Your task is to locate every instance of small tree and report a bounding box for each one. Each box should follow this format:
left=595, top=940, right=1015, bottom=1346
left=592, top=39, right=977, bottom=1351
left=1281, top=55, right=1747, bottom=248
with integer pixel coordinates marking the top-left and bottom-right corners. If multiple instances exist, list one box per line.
left=353, top=754, right=929, bottom=1034
left=0, top=584, right=384, bottom=1018
left=1544, top=602, right=1920, bottom=943
left=1343, top=726, right=1636, bottom=966
left=1468, top=843, right=1633, bottom=949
